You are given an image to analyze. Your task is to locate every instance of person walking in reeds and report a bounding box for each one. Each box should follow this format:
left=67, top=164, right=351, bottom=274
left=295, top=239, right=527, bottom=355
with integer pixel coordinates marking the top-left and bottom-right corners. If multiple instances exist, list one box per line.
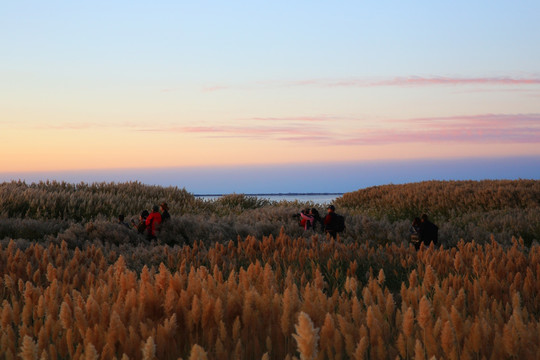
left=419, top=214, right=438, bottom=247
left=299, top=208, right=315, bottom=230
left=117, top=214, right=131, bottom=229
left=310, top=208, right=323, bottom=232
left=132, top=210, right=149, bottom=234
left=324, top=205, right=345, bottom=238
left=160, top=202, right=171, bottom=223
left=409, top=217, right=421, bottom=250
left=146, top=205, right=162, bottom=240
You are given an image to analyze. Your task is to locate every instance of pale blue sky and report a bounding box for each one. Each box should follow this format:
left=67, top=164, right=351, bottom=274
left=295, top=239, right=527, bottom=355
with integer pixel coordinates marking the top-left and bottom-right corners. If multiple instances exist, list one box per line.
left=3, top=1, right=540, bottom=86
left=4, top=2, right=539, bottom=76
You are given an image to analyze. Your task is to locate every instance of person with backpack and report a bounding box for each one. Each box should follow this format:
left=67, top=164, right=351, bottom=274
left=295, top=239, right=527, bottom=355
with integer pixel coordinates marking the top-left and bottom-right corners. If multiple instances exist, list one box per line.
left=131, top=210, right=149, bottom=234
left=419, top=214, right=438, bottom=247
left=145, top=205, right=162, bottom=241
left=324, top=205, right=345, bottom=238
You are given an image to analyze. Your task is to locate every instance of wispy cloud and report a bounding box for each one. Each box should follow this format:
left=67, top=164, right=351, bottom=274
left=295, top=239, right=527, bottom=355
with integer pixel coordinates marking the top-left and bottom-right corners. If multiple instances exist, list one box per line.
left=286, top=76, right=540, bottom=88
left=33, top=113, right=540, bottom=146
left=402, top=113, right=540, bottom=127
left=341, top=113, right=540, bottom=145
left=38, top=122, right=103, bottom=130
left=250, top=115, right=343, bottom=122
left=202, top=85, right=229, bottom=92
left=341, top=128, right=539, bottom=145
left=449, top=88, right=540, bottom=95
left=371, top=76, right=540, bottom=87
left=201, top=75, right=540, bottom=92
left=246, top=113, right=540, bottom=145
left=143, top=113, right=540, bottom=145
left=35, top=121, right=151, bottom=131
left=276, top=135, right=334, bottom=142
left=137, top=124, right=327, bottom=139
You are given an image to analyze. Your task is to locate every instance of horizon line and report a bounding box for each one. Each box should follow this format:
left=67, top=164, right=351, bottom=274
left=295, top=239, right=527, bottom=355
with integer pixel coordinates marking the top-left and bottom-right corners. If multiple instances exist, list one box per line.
left=194, top=192, right=345, bottom=197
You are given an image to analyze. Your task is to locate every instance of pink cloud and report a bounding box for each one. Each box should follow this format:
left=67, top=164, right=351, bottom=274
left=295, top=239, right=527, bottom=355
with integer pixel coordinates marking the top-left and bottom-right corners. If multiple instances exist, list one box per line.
left=134, top=113, right=540, bottom=145
left=250, top=115, right=340, bottom=122
left=372, top=76, right=540, bottom=87
left=341, top=128, right=539, bottom=145
left=34, top=113, right=539, bottom=147
left=341, top=113, right=540, bottom=145
left=286, top=76, right=540, bottom=88
left=450, top=88, right=540, bottom=94
left=197, top=75, right=540, bottom=93
left=137, top=124, right=327, bottom=139
left=202, top=85, right=229, bottom=92
left=38, top=122, right=102, bottom=130
left=401, top=113, right=540, bottom=128
left=276, top=135, right=334, bottom=142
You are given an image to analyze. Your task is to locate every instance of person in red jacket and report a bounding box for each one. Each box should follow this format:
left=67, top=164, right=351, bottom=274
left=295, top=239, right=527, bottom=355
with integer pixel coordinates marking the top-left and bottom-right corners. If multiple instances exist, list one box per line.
left=299, top=208, right=314, bottom=230
left=145, top=205, right=162, bottom=240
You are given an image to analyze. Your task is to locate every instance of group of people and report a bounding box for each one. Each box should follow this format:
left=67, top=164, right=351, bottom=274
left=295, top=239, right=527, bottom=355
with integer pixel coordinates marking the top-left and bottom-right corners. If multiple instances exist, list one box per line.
left=118, top=202, right=438, bottom=247
left=409, top=214, right=439, bottom=250
left=297, top=206, right=439, bottom=248
left=117, top=202, right=171, bottom=241
left=297, top=205, right=345, bottom=238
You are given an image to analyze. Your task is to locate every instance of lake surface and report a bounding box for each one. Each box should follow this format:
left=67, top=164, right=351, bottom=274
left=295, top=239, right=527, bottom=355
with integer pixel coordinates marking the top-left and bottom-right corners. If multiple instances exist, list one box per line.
left=196, top=193, right=343, bottom=204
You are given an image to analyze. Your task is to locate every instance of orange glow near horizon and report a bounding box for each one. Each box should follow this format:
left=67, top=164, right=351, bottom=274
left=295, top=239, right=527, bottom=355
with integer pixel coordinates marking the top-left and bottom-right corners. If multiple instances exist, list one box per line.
left=2, top=121, right=539, bottom=173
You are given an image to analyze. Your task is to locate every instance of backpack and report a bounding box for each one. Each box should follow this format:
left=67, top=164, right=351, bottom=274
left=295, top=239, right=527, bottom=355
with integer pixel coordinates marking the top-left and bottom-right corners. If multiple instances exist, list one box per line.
left=333, top=214, right=345, bottom=232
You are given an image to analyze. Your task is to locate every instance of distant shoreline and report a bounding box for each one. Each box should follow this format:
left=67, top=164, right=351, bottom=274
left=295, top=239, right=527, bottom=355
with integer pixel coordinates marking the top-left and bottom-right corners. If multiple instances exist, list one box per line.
left=195, top=192, right=344, bottom=197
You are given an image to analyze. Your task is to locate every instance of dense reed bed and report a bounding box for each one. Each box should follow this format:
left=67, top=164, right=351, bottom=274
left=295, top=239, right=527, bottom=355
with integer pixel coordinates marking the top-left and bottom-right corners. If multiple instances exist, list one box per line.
left=1, top=235, right=539, bottom=359
left=336, top=180, right=539, bottom=220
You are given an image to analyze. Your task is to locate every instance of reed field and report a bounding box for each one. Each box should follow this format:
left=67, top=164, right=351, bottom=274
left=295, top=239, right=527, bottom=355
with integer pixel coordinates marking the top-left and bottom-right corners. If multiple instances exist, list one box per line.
left=0, top=180, right=539, bottom=359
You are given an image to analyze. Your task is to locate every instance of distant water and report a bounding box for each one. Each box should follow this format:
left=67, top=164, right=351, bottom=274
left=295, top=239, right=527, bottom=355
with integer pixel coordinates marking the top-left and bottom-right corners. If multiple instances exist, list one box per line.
left=196, top=193, right=343, bottom=204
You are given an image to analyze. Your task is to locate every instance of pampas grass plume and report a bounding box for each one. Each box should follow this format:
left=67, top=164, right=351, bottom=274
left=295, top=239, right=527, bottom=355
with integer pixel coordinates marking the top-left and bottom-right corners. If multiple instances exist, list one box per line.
left=189, top=344, right=208, bottom=360
left=292, top=312, right=319, bottom=360
left=403, top=307, right=414, bottom=338
left=83, top=343, right=99, bottom=360
left=19, top=336, right=38, bottom=360
left=414, top=339, right=425, bottom=360
left=353, top=336, right=368, bottom=360
left=141, top=336, right=157, bottom=360
left=418, top=296, right=432, bottom=330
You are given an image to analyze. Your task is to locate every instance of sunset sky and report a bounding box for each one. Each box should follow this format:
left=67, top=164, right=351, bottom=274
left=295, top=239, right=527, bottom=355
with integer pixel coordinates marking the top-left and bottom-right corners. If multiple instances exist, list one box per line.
left=1, top=1, right=539, bottom=192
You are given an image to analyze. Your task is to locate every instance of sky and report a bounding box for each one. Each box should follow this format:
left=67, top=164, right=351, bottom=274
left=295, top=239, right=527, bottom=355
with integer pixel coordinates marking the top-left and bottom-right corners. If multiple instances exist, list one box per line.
left=1, top=1, right=539, bottom=193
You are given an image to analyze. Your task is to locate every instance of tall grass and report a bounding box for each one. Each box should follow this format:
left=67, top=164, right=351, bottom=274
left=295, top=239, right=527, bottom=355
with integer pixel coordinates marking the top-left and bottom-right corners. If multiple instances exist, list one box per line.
left=336, top=179, right=539, bottom=220
left=0, top=235, right=538, bottom=359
